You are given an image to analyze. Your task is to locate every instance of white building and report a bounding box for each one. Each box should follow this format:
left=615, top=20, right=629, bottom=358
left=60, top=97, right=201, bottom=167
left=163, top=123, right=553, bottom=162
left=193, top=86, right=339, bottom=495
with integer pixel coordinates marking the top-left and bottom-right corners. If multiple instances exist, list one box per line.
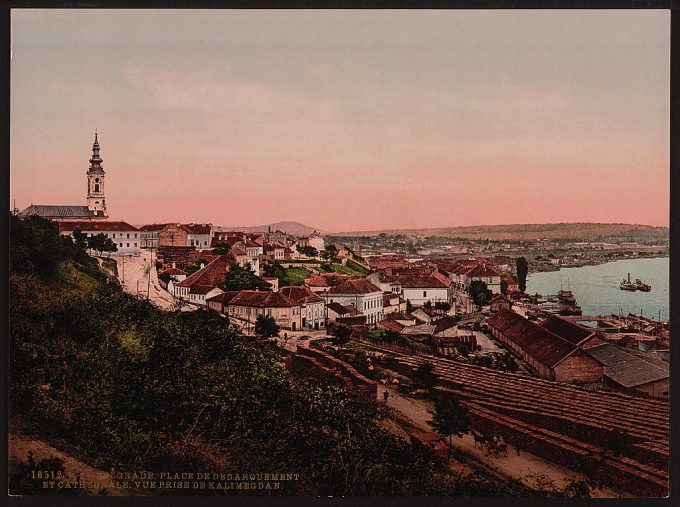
left=279, top=286, right=326, bottom=330
left=58, top=221, right=141, bottom=255
left=308, top=230, right=326, bottom=251
left=185, top=223, right=213, bottom=248
left=323, top=278, right=384, bottom=326
left=399, top=273, right=453, bottom=307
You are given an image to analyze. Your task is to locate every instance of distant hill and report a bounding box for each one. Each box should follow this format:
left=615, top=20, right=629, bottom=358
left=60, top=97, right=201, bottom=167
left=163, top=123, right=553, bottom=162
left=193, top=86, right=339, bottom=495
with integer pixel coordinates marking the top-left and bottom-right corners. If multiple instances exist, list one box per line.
left=215, top=221, right=325, bottom=237
left=332, top=223, right=669, bottom=242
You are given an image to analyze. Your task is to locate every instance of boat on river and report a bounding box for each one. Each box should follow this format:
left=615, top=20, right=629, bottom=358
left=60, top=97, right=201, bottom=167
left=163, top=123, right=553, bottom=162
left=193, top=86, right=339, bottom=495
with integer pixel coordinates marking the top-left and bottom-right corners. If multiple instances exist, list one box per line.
left=620, top=273, right=651, bottom=292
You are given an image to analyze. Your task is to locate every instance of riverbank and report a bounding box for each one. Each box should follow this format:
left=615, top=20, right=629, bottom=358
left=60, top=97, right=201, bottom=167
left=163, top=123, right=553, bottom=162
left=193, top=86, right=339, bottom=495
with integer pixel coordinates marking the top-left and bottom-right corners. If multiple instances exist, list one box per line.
left=526, top=257, right=669, bottom=321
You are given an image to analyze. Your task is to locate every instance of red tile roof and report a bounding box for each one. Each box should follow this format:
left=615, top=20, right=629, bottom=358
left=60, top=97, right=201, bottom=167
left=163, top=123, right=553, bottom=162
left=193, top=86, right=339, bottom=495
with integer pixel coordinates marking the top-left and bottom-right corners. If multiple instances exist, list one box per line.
left=227, top=290, right=298, bottom=308
left=191, top=284, right=220, bottom=295
left=377, top=319, right=406, bottom=333
left=177, top=256, right=230, bottom=288
left=490, top=293, right=512, bottom=304
left=139, top=223, right=169, bottom=231
left=159, top=267, right=187, bottom=276
left=58, top=221, right=139, bottom=232
left=464, top=262, right=500, bottom=277
left=327, top=302, right=360, bottom=316
left=206, top=291, right=240, bottom=304
left=539, top=316, right=595, bottom=345
left=396, top=273, right=450, bottom=288
left=305, top=272, right=348, bottom=287
left=183, top=223, right=212, bottom=235
left=327, top=278, right=381, bottom=295
left=279, top=286, right=324, bottom=304
left=487, top=310, right=580, bottom=368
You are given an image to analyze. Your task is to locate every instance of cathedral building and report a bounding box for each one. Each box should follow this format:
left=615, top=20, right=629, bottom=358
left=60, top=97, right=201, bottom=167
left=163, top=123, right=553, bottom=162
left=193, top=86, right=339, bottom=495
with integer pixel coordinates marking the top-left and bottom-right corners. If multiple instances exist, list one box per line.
left=19, top=132, right=109, bottom=220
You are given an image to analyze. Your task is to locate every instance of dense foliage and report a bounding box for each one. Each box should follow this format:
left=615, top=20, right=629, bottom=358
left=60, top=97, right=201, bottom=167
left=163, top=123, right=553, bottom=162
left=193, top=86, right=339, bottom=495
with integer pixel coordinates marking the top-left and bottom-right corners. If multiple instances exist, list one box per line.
left=219, top=263, right=271, bottom=291
left=469, top=280, right=493, bottom=308
left=254, top=315, right=280, bottom=338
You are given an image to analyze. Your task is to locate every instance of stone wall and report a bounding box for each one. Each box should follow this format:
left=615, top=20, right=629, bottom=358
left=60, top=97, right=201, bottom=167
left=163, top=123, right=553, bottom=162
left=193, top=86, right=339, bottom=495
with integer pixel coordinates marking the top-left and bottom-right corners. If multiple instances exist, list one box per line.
left=287, top=347, right=377, bottom=400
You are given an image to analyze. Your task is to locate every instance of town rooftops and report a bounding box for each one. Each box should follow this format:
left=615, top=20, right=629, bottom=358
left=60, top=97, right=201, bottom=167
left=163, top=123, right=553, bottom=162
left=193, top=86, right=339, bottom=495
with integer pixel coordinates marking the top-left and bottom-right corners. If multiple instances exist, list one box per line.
left=139, top=223, right=169, bottom=231
left=279, top=286, right=324, bottom=304
left=327, top=302, right=360, bottom=316
left=19, top=204, right=102, bottom=219
left=490, top=293, right=512, bottom=304
left=587, top=343, right=669, bottom=388
left=305, top=272, right=349, bottom=287
left=159, top=267, right=187, bottom=276
left=183, top=223, right=212, bottom=235
left=177, top=255, right=230, bottom=288
left=487, top=309, right=581, bottom=369
left=228, top=290, right=298, bottom=308
left=377, top=319, right=406, bottom=334
left=540, top=315, right=595, bottom=345
left=464, top=261, right=500, bottom=277
left=206, top=291, right=240, bottom=304
left=327, top=278, right=382, bottom=295
left=396, top=273, right=451, bottom=288
left=58, top=220, right=139, bottom=232
left=190, top=284, right=220, bottom=295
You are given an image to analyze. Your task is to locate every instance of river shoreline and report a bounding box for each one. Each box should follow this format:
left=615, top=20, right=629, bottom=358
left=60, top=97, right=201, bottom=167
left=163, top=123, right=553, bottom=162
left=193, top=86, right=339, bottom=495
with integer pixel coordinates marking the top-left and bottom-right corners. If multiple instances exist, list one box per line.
left=528, top=253, right=669, bottom=274
left=525, top=257, right=669, bottom=321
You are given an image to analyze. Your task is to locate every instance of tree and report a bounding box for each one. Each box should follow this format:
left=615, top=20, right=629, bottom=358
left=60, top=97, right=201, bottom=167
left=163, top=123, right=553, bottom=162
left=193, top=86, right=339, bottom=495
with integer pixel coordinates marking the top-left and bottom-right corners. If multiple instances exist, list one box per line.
left=423, top=300, right=432, bottom=309
left=516, top=256, right=528, bottom=293
left=332, top=325, right=352, bottom=345
left=325, top=244, right=338, bottom=263
left=213, top=245, right=230, bottom=255
left=72, top=230, right=88, bottom=250
left=429, top=396, right=471, bottom=460
left=469, top=280, right=492, bottom=309
left=219, top=263, right=271, bottom=291
left=255, top=315, right=280, bottom=338
left=406, top=299, right=414, bottom=314
left=87, top=233, right=117, bottom=256
left=297, top=245, right=318, bottom=258
left=263, top=260, right=286, bottom=280
left=500, top=279, right=508, bottom=294
left=414, top=363, right=437, bottom=388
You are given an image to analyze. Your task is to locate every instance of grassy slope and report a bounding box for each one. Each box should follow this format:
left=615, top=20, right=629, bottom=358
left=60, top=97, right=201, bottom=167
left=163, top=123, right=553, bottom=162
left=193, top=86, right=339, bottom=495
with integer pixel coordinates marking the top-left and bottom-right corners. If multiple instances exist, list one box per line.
left=283, top=266, right=312, bottom=285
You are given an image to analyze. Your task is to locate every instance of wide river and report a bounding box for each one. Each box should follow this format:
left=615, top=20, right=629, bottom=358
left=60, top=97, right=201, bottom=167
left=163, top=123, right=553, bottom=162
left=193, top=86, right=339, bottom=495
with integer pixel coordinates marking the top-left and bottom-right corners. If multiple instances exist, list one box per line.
left=526, top=257, right=669, bottom=321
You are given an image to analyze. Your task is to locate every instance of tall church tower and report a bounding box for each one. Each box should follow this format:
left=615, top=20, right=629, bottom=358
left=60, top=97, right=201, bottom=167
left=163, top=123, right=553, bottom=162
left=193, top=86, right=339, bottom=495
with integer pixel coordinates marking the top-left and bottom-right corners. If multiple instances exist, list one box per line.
left=86, top=131, right=108, bottom=217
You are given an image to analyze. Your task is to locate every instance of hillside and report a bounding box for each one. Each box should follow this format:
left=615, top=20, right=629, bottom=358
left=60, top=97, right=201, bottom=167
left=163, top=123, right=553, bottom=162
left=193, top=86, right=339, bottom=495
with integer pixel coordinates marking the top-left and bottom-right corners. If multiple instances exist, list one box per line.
left=216, top=221, right=324, bottom=236
left=9, top=214, right=513, bottom=497
left=333, top=223, right=669, bottom=242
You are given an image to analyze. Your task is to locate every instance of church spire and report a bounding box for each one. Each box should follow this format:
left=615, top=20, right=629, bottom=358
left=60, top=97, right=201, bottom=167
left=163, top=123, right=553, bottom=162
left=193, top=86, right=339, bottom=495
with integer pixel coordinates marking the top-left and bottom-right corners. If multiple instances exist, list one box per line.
left=88, top=130, right=104, bottom=173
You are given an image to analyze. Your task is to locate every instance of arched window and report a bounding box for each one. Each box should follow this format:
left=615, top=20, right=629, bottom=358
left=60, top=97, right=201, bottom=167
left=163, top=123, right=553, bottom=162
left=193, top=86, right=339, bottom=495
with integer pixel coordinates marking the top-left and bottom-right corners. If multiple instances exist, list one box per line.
left=94, top=184, right=100, bottom=192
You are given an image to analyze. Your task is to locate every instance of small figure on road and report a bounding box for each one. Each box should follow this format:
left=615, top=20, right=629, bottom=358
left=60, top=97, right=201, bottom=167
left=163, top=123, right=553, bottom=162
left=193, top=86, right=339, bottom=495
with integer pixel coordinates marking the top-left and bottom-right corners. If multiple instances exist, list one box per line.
left=383, top=391, right=389, bottom=402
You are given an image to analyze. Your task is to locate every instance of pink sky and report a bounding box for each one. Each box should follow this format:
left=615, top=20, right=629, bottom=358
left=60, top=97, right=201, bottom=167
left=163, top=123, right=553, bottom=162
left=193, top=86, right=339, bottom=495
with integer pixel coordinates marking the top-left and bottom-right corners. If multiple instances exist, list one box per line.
left=10, top=10, right=669, bottom=232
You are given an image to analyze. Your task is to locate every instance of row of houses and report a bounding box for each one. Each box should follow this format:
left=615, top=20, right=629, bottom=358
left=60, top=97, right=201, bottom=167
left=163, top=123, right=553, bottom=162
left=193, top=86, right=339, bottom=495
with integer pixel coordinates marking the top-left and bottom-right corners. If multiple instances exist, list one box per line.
left=57, top=221, right=142, bottom=255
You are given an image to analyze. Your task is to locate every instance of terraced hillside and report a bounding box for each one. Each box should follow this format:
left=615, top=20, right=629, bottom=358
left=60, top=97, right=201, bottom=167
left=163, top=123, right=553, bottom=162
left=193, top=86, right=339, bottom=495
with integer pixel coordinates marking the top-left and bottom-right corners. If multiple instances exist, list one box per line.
left=387, top=354, right=668, bottom=497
